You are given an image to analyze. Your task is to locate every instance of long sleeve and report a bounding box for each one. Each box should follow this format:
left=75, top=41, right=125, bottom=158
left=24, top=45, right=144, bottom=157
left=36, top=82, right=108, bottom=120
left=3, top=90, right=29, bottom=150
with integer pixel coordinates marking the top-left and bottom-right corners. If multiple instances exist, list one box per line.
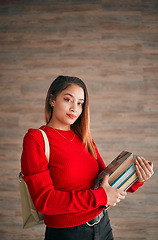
left=21, top=129, right=107, bottom=217
left=95, top=146, right=106, bottom=173
left=127, top=180, right=144, bottom=192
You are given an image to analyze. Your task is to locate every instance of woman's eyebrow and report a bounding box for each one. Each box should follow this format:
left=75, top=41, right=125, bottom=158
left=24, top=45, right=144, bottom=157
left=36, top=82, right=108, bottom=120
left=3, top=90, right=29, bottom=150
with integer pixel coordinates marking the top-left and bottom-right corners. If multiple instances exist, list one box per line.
left=64, top=93, right=84, bottom=101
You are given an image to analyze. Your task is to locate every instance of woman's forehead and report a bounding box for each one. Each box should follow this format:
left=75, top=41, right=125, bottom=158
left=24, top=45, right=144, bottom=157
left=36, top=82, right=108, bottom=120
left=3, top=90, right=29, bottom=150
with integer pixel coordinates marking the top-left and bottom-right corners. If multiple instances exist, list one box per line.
left=61, top=84, right=85, bottom=100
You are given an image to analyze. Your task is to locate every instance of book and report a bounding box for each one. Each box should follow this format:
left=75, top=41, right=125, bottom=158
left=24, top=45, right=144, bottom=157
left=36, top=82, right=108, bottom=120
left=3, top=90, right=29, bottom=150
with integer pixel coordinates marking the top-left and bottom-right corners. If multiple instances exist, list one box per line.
left=94, top=151, right=138, bottom=190
left=110, top=163, right=136, bottom=189
left=119, top=171, right=138, bottom=191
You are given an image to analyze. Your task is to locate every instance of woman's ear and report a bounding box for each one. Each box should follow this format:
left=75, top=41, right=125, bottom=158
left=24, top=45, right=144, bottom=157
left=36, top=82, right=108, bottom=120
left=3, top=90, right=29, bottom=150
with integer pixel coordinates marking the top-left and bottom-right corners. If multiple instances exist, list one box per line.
left=49, top=94, right=55, bottom=107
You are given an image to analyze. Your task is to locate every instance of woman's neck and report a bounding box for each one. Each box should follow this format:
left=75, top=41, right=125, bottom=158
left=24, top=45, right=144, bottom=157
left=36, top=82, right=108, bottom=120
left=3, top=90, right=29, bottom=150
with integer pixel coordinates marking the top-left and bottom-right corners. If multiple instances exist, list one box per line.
left=47, top=121, right=71, bottom=131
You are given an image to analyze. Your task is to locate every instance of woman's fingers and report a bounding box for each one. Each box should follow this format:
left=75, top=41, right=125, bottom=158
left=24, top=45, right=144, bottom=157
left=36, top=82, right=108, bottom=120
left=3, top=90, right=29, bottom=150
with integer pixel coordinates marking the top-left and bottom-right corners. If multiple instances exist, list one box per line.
left=116, top=198, right=120, bottom=203
left=118, top=189, right=127, bottom=199
left=135, top=156, right=154, bottom=182
left=119, top=193, right=126, bottom=199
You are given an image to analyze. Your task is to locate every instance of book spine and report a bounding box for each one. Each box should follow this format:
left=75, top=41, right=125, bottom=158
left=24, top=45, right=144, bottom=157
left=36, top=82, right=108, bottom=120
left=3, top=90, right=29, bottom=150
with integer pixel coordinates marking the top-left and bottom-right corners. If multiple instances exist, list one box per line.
left=119, top=172, right=138, bottom=191
left=116, top=170, right=136, bottom=189
left=110, top=163, right=136, bottom=189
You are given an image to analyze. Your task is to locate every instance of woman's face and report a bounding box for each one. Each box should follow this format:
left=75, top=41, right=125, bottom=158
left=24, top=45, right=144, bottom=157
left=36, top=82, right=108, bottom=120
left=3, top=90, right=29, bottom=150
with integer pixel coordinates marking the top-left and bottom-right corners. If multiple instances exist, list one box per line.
left=50, top=84, right=85, bottom=130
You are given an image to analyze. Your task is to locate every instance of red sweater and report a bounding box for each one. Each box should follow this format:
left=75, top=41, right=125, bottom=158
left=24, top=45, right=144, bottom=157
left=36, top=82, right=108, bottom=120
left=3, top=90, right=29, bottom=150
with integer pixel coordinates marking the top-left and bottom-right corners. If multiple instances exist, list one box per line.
left=21, top=125, right=144, bottom=228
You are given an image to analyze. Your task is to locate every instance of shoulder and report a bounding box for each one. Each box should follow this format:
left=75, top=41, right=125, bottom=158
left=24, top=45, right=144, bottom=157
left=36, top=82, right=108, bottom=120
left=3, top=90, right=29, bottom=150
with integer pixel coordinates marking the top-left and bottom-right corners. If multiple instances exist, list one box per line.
left=23, top=127, right=45, bottom=146
left=25, top=128, right=42, bottom=138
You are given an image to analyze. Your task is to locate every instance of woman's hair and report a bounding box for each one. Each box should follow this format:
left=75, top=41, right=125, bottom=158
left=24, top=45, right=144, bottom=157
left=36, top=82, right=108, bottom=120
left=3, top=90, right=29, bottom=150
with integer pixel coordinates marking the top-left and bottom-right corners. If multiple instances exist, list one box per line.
left=45, top=75, right=97, bottom=159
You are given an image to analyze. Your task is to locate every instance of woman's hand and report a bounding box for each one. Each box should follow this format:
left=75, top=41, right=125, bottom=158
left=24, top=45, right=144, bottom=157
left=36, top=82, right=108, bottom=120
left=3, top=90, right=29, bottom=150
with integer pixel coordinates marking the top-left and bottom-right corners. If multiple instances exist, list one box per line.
left=135, top=156, right=154, bottom=182
left=101, top=174, right=127, bottom=206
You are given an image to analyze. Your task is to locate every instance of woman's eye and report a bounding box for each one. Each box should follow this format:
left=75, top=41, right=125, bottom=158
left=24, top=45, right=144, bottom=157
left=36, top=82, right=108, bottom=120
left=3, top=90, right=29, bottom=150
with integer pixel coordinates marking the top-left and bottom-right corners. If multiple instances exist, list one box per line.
left=78, top=102, right=83, bottom=106
left=64, top=98, right=71, bottom=102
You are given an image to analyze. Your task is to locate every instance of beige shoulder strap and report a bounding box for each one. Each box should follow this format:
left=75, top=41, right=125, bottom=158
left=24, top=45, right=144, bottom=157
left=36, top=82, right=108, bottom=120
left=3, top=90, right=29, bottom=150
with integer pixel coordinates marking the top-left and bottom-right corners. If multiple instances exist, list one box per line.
left=39, top=129, right=50, bottom=162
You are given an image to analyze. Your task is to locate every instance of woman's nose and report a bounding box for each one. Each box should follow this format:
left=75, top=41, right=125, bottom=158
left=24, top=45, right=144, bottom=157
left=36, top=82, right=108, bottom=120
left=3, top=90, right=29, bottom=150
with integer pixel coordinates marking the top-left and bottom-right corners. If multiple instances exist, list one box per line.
left=70, top=103, right=77, bottom=112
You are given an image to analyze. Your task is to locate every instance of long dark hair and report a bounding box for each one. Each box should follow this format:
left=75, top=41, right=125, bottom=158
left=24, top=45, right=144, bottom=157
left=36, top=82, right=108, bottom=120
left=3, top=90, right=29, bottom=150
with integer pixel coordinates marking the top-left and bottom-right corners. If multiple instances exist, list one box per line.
left=45, top=75, right=97, bottom=159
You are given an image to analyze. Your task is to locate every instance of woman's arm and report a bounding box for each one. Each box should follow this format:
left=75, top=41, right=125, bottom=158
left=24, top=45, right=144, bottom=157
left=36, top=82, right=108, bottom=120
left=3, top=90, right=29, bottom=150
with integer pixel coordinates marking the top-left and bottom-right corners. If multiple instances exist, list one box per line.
left=94, top=145, right=106, bottom=173
left=21, top=131, right=108, bottom=215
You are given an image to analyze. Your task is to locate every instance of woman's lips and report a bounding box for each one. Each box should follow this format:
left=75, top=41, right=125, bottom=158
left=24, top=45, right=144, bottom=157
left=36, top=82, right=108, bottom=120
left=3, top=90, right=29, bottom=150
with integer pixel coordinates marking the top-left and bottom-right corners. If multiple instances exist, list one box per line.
left=67, top=114, right=76, bottom=119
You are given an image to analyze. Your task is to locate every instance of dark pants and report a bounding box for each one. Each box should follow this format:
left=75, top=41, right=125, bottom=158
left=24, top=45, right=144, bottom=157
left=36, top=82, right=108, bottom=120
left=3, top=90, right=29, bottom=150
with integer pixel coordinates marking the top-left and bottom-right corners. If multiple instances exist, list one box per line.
left=44, top=211, right=113, bottom=240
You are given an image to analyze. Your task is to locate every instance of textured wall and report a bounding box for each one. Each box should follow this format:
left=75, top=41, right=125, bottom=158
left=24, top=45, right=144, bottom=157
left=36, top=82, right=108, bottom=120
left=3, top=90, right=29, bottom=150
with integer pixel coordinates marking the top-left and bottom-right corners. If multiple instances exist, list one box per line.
left=0, top=1, right=158, bottom=239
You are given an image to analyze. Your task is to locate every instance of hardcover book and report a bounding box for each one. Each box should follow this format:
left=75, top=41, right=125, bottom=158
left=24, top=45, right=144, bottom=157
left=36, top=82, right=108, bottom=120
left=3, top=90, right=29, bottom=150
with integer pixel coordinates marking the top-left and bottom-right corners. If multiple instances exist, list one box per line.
left=119, top=172, right=138, bottom=191
left=94, top=151, right=138, bottom=190
left=110, top=163, right=137, bottom=189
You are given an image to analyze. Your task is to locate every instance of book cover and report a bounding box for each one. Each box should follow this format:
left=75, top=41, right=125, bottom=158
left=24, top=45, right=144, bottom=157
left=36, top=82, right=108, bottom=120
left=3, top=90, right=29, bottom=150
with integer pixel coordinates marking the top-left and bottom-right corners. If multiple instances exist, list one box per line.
left=94, top=151, right=138, bottom=190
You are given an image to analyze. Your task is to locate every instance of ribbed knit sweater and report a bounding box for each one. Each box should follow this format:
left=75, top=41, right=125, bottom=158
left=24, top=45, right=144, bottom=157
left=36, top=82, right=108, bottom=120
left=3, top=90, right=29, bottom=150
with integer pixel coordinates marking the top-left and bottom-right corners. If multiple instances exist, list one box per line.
left=21, top=125, right=144, bottom=228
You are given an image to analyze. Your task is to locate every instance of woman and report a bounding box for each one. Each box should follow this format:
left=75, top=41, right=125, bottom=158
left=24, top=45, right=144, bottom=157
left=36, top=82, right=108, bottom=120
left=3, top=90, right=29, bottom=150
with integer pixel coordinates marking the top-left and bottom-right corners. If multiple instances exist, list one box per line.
left=21, top=75, right=154, bottom=240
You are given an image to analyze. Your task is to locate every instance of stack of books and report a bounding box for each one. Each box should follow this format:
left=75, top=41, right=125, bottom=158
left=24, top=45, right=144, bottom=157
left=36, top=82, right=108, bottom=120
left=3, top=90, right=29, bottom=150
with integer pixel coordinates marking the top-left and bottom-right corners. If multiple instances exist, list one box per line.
left=94, top=151, right=138, bottom=191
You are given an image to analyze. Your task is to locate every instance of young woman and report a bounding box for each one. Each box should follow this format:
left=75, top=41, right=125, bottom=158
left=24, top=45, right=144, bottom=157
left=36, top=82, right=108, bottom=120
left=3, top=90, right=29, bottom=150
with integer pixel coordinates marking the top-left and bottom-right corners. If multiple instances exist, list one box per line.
left=21, top=75, right=154, bottom=240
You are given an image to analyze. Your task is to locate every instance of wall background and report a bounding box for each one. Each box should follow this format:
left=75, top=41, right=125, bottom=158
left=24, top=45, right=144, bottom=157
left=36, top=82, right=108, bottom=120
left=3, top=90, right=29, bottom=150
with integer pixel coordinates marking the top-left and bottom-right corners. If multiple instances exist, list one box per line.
left=0, top=1, right=158, bottom=239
